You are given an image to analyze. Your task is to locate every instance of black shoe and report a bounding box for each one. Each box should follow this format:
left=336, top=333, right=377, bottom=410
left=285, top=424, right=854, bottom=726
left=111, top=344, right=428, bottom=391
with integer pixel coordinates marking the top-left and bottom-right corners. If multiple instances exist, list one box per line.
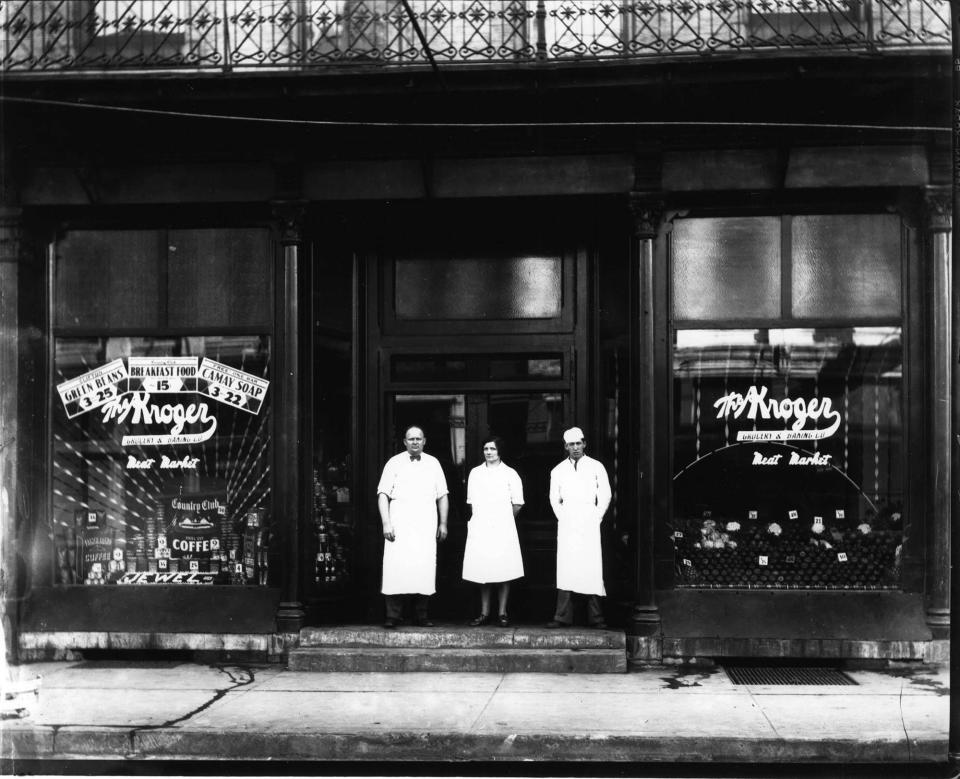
left=497, top=614, right=510, bottom=628
left=545, top=620, right=566, bottom=628
left=591, top=622, right=609, bottom=630
left=383, top=618, right=399, bottom=629
left=470, top=614, right=490, bottom=627
left=414, top=618, right=434, bottom=627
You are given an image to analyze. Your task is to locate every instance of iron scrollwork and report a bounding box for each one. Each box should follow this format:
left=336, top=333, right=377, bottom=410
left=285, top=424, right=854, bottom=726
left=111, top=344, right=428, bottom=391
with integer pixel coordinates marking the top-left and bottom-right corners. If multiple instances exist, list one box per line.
left=0, top=0, right=950, bottom=73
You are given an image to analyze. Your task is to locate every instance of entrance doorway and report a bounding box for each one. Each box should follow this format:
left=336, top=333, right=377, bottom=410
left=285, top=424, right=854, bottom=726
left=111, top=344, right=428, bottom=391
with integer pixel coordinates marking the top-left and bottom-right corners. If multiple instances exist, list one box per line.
left=388, top=390, right=567, bottom=621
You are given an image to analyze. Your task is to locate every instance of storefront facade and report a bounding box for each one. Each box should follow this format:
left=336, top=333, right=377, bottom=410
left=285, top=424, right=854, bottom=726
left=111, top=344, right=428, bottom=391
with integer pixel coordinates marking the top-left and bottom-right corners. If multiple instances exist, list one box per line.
left=0, top=0, right=953, bottom=663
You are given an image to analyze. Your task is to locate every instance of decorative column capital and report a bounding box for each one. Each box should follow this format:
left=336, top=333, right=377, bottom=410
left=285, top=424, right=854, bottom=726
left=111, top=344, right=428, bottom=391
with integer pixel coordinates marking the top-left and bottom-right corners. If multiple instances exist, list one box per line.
left=271, top=200, right=308, bottom=246
left=628, top=192, right=664, bottom=240
left=922, top=186, right=952, bottom=232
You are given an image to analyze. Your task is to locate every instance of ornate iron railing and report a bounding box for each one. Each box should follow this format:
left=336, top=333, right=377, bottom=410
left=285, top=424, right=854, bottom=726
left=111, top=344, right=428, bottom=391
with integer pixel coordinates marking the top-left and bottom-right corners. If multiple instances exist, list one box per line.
left=0, top=0, right=950, bottom=72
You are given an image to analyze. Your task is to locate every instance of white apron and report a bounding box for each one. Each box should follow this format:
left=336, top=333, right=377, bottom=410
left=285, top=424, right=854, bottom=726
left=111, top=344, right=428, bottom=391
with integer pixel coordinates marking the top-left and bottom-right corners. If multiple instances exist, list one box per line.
left=551, top=457, right=608, bottom=596
left=556, top=503, right=605, bottom=595
left=379, top=454, right=446, bottom=595
left=462, top=463, right=525, bottom=584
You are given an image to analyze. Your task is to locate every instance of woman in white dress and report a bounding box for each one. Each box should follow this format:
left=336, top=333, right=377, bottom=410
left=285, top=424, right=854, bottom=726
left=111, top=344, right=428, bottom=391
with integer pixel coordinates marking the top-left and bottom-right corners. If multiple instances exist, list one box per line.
left=462, top=436, right=525, bottom=627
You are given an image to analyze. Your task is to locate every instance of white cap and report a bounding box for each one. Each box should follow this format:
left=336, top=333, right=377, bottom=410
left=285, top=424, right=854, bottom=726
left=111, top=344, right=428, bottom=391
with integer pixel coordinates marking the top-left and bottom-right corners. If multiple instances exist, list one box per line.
left=562, top=426, right=585, bottom=444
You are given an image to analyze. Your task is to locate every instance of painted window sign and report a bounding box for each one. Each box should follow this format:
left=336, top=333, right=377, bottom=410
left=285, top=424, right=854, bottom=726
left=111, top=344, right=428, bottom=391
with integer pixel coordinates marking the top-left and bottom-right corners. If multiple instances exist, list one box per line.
left=52, top=336, right=273, bottom=587
left=670, top=327, right=904, bottom=590
left=713, top=385, right=841, bottom=441
left=56, top=356, right=268, bottom=446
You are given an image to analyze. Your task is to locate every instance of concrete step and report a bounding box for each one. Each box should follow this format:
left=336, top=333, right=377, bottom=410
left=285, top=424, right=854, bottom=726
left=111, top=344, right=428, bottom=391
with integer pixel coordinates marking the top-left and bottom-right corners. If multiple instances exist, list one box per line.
left=299, top=625, right=626, bottom=651
left=287, top=646, right=627, bottom=673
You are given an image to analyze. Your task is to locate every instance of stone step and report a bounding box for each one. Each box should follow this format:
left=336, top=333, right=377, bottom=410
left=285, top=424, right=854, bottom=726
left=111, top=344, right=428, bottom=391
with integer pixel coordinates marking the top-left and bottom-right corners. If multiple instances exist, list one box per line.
left=287, top=646, right=627, bottom=673
left=299, top=625, right=626, bottom=651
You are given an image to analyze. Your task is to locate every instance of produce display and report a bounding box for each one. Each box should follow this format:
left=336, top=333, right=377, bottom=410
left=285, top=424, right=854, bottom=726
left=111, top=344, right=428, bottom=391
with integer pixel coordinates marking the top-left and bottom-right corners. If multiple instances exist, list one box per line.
left=671, top=509, right=903, bottom=589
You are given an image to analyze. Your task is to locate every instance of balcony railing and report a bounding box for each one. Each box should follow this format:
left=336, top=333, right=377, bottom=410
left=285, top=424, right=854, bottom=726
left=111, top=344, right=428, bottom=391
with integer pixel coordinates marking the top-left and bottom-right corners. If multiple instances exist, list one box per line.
left=0, top=0, right=950, bottom=73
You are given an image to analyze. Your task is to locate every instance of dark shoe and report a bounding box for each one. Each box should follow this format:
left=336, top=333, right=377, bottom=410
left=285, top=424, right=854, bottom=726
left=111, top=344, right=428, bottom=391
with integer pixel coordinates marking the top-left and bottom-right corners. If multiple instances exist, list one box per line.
left=470, top=614, right=490, bottom=627
left=545, top=620, right=566, bottom=629
left=383, top=618, right=399, bottom=629
left=591, top=622, right=609, bottom=630
left=414, top=618, right=434, bottom=627
left=497, top=614, right=510, bottom=628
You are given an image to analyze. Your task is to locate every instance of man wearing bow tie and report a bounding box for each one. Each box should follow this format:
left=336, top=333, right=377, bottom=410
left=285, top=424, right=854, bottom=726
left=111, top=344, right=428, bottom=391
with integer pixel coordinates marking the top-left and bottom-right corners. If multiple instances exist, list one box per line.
left=377, top=425, right=449, bottom=628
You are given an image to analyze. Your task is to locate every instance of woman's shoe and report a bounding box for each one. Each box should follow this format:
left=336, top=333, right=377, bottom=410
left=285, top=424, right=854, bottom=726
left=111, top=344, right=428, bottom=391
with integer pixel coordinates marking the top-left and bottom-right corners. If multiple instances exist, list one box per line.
left=470, top=614, right=490, bottom=626
left=497, top=614, right=510, bottom=628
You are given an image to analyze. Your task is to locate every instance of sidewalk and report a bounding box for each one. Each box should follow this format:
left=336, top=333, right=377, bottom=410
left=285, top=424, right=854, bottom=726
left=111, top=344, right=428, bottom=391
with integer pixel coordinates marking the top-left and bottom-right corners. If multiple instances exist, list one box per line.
left=0, top=658, right=950, bottom=766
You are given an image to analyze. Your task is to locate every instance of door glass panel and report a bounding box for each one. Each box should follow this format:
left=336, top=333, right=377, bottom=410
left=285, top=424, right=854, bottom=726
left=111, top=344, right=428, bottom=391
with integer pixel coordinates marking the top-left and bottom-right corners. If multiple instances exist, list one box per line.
left=391, top=391, right=566, bottom=619
left=395, top=256, right=562, bottom=320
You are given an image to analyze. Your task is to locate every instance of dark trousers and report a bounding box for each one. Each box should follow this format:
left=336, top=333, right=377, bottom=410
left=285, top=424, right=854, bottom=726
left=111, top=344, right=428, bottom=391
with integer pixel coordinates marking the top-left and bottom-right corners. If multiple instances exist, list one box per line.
left=553, top=589, right=604, bottom=626
left=385, top=593, right=430, bottom=622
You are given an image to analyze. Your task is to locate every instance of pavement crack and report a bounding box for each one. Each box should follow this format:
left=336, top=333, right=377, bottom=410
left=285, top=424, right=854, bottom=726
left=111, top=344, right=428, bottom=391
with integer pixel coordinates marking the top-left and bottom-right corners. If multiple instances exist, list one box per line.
left=748, top=688, right=782, bottom=739
left=468, top=674, right=505, bottom=733
left=123, top=665, right=256, bottom=755
left=898, top=679, right=911, bottom=762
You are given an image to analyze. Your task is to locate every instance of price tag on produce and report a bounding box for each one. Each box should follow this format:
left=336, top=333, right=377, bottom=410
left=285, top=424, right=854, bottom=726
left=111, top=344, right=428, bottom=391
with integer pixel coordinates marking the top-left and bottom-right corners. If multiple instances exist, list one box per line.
left=198, top=358, right=270, bottom=415
left=758, top=556, right=768, bottom=566
left=837, top=552, right=848, bottom=562
left=788, top=510, right=799, bottom=520
left=56, top=359, right=129, bottom=419
left=748, top=510, right=758, bottom=520
left=836, top=509, right=845, bottom=519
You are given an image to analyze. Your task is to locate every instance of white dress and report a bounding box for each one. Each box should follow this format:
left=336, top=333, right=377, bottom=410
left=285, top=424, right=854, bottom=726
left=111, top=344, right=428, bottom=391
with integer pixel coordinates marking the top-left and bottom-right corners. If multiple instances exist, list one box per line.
left=549, top=455, right=611, bottom=595
left=462, top=462, right=525, bottom=584
left=376, top=452, right=449, bottom=595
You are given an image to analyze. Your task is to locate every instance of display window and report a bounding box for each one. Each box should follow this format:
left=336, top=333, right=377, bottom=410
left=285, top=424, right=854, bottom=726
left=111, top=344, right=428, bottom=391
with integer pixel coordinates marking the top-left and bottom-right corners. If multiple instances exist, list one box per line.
left=669, top=214, right=905, bottom=590
left=50, top=228, right=274, bottom=587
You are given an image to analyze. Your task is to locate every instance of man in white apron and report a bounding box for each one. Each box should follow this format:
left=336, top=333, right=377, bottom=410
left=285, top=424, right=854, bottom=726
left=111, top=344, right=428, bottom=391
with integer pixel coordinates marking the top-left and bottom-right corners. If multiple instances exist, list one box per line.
left=546, top=426, right=611, bottom=629
left=377, top=425, right=449, bottom=628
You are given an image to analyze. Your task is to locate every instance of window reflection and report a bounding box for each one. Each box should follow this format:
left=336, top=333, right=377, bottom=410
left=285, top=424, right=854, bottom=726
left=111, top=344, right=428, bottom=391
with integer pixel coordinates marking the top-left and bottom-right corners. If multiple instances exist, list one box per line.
left=672, top=327, right=903, bottom=590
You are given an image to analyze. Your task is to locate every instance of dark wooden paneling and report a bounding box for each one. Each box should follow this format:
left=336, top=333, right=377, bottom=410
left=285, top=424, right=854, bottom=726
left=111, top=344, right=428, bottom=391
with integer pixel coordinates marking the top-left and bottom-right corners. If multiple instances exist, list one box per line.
left=21, top=586, right=282, bottom=633
left=657, top=589, right=931, bottom=641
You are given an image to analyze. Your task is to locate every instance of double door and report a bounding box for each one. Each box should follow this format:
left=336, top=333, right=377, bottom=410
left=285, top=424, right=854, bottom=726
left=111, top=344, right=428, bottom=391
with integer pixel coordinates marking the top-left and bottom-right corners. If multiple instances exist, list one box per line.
left=386, top=389, right=570, bottom=620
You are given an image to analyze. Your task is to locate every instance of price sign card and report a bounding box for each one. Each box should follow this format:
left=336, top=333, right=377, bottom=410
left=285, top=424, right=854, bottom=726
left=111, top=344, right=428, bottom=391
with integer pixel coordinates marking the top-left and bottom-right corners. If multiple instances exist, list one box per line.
left=788, top=510, right=799, bottom=520
left=758, top=556, right=769, bottom=566
left=128, top=357, right=198, bottom=394
left=198, top=358, right=270, bottom=415
left=836, top=510, right=845, bottom=519
left=748, top=510, right=758, bottom=520
left=57, top=359, right=129, bottom=418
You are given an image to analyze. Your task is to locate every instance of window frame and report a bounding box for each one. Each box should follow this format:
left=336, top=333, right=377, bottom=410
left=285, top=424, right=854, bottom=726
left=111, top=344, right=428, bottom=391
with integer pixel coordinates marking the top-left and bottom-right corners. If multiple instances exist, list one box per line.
left=46, top=222, right=277, bottom=589
left=663, top=208, right=914, bottom=592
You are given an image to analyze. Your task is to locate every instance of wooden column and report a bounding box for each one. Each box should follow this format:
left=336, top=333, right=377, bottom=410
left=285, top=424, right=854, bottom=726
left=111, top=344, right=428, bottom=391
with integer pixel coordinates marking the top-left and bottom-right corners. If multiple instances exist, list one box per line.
left=926, top=187, right=952, bottom=636
left=0, top=206, right=21, bottom=662
left=273, top=201, right=307, bottom=633
left=628, top=193, right=662, bottom=636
